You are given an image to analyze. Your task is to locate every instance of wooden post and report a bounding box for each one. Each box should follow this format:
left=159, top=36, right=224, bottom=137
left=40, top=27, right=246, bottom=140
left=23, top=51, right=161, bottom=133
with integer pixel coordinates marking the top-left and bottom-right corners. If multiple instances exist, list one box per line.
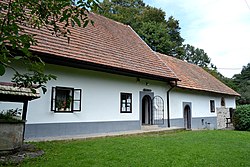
left=22, top=100, right=28, bottom=121
left=22, top=100, right=28, bottom=141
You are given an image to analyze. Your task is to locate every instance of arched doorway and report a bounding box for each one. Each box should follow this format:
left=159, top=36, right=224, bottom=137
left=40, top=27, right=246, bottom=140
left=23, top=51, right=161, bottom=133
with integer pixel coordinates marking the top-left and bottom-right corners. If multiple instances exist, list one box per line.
left=142, top=95, right=152, bottom=125
left=184, top=105, right=191, bottom=129
left=221, top=97, right=225, bottom=107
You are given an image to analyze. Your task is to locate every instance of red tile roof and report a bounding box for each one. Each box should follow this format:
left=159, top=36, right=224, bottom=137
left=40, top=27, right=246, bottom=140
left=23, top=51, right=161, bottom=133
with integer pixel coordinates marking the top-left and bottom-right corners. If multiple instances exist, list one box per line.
left=22, top=12, right=239, bottom=96
left=24, top=13, right=177, bottom=80
left=158, top=52, right=240, bottom=96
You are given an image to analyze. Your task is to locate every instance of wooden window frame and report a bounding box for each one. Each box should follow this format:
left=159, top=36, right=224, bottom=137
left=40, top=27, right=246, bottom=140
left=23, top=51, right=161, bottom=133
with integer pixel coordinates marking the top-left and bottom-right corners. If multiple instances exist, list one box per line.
left=51, top=86, right=82, bottom=113
left=120, top=93, right=132, bottom=113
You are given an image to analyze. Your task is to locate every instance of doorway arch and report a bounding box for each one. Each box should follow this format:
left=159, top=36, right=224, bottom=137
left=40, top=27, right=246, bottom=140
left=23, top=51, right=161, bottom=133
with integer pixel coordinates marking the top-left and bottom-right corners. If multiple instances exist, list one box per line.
left=184, top=105, right=191, bottom=129
left=142, top=95, right=152, bottom=125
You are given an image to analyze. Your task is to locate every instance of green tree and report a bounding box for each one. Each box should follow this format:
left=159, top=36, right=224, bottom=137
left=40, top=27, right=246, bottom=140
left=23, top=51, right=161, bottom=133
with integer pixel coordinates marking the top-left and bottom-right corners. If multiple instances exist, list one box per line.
left=138, top=22, right=170, bottom=52
left=0, top=0, right=99, bottom=93
left=233, top=63, right=250, bottom=104
left=140, top=6, right=166, bottom=24
left=165, top=16, right=184, bottom=56
left=99, top=0, right=145, bottom=28
left=181, top=44, right=211, bottom=67
left=97, top=0, right=184, bottom=56
left=203, top=63, right=238, bottom=93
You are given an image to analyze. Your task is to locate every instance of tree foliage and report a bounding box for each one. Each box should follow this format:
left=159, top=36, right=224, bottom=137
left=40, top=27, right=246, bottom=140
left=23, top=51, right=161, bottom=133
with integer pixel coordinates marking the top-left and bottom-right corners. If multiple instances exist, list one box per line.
left=181, top=44, right=211, bottom=67
left=99, top=0, right=145, bottom=28
left=233, top=63, right=250, bottom=105
left=233, top=104, right=250, bottom=131
left=138, top=22, right=170, bottom=52
left=97, top=0, right=184, bottom=56
left=205, top=62, right=250, bottom=105
left=0, top=0, right=99, bottom=93
left=165, top=16, right=184, bottom=57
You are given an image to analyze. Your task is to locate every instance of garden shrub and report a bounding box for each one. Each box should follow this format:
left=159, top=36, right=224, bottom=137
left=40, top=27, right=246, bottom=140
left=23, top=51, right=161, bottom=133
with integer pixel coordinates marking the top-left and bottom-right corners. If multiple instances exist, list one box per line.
left=0, top=108, right=22, bottom=122
left=233, top=105, right=250, bottom=131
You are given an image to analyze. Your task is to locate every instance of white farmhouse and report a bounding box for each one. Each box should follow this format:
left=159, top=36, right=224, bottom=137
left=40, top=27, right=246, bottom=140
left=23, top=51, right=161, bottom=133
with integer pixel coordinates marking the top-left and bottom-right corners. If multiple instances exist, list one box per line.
left=0, top=13, right=239, bottom=139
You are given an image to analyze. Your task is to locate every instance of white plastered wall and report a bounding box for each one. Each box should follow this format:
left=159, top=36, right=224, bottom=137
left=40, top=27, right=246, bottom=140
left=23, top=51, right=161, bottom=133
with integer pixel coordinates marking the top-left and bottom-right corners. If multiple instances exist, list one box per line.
left=170, top=89, right=236, bottom=119
left=1, top=63, right=237, bottom=125
left=0, top=63, right=168, bottom=124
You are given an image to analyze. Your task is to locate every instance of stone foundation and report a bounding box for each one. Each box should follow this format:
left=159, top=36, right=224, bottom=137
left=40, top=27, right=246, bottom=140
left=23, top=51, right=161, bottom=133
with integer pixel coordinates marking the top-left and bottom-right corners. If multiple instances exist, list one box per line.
left=217, top=107, right=230, bottom=129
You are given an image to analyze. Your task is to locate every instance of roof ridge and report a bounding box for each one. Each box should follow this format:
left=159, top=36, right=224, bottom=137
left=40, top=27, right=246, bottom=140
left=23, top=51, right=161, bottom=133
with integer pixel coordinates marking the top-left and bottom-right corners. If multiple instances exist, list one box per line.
left=127, top=25, right=178, bottom=80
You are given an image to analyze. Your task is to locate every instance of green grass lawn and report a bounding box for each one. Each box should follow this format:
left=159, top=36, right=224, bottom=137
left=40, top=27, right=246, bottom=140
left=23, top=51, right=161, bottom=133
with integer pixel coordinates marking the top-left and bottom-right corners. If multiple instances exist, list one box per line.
left=18, top=130, right=250, bottom=167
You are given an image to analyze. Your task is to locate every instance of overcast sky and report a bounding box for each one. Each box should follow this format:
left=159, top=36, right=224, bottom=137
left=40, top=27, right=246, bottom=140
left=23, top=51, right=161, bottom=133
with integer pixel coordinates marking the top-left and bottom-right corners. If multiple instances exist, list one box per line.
left=144, top=0, right=250, bottom=78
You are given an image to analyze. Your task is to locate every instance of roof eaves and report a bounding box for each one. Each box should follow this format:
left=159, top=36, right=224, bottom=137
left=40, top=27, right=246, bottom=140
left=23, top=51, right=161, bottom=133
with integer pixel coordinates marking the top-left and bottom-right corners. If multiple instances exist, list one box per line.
left=37, top=51, right=177, bottom=82
left=177, top=85, right=240, bottom=97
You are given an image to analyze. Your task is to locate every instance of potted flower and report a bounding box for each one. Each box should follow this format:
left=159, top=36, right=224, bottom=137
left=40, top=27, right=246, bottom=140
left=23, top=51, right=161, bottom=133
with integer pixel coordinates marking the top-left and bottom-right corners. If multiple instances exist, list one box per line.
left=65, top=96, right=72, bottom=111
left=55, top=100, right=64, bottom=111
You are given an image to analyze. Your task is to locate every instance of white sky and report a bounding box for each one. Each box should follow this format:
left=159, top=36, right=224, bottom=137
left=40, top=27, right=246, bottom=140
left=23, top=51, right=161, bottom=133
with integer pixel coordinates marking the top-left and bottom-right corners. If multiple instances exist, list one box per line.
left=144, top=0, right=250, bottom=78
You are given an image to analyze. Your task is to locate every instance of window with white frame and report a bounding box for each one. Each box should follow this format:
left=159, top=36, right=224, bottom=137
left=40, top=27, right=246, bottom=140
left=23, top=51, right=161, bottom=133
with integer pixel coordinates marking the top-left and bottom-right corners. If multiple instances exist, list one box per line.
left=51, top=87, right=81, bottom=112
left=120, top=93, right=132, bottom=113
left=210, top=100, right=215, bottom=113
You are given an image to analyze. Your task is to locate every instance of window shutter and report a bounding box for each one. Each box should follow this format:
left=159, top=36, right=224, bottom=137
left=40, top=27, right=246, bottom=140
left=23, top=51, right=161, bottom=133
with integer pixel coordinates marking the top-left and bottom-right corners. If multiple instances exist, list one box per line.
left=73, top=89, right=81, bottom=111
left=51, top=87, right=56, bottom=111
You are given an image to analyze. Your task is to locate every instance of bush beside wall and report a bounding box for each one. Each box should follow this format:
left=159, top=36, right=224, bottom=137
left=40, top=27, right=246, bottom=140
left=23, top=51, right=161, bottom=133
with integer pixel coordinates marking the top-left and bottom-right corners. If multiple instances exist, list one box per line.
left=233, top=105, right=250, bottom=131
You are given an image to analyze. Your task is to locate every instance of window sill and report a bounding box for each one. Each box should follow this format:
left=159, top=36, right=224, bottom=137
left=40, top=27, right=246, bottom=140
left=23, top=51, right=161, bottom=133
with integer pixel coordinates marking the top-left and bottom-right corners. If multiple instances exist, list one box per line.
left=120, top=112, right=132, bottom=113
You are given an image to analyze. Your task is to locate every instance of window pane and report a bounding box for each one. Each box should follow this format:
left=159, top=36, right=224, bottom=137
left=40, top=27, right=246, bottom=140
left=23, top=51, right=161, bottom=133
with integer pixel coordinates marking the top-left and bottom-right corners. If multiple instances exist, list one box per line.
left=73, top=89, right=82, bottom=111
left=210, top=100, right=215, bottom=112
left=55, top=87, right=73, bottom=112
left=74, top=89, right=81, bottom=100
left=73, top=101, right=81, bottom=111
left=120, top=93, right=132, bottom=113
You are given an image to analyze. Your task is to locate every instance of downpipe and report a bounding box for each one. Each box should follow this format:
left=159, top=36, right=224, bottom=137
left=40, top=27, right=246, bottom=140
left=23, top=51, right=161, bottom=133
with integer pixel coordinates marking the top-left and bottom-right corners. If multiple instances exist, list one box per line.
left=167, top=81, right=177, bottom=127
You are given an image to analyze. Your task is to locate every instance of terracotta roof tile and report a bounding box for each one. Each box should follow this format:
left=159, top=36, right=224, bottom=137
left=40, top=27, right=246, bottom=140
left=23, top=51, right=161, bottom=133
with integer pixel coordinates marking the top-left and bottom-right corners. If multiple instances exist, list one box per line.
left=157, top=52, right=240, bottom=96
left=24, top=13, right=177, bottom=80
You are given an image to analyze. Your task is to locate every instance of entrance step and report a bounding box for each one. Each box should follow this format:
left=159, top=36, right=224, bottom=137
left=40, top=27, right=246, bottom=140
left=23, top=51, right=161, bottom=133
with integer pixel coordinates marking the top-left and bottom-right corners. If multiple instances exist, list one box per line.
left=141, top=125, right=161, bottom=131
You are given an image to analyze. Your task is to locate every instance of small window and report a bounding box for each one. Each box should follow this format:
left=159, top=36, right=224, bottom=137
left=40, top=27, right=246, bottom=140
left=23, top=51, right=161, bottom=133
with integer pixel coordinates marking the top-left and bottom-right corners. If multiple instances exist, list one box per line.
left=51, top=87, right=82, bottom=112
left=120, top=93, right=132, bottom=113
left=210, top=100, right=215, bottom=113
left=221, top=97, right=225, bottom=107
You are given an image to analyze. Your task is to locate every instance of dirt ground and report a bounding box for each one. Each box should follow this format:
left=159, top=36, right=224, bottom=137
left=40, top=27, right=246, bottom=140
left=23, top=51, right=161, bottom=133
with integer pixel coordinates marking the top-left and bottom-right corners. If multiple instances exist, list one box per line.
left=0, top=144, right=44, bottom=166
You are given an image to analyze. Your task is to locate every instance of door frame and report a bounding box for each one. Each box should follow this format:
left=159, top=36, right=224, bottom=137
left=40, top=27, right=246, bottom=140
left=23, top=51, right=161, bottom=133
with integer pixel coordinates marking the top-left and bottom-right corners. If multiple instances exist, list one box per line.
left=140, top=91, right=154, bottom=125
left=142, top=95, right=152, bottom=125
left=183, top=102, right=192, bottom=129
